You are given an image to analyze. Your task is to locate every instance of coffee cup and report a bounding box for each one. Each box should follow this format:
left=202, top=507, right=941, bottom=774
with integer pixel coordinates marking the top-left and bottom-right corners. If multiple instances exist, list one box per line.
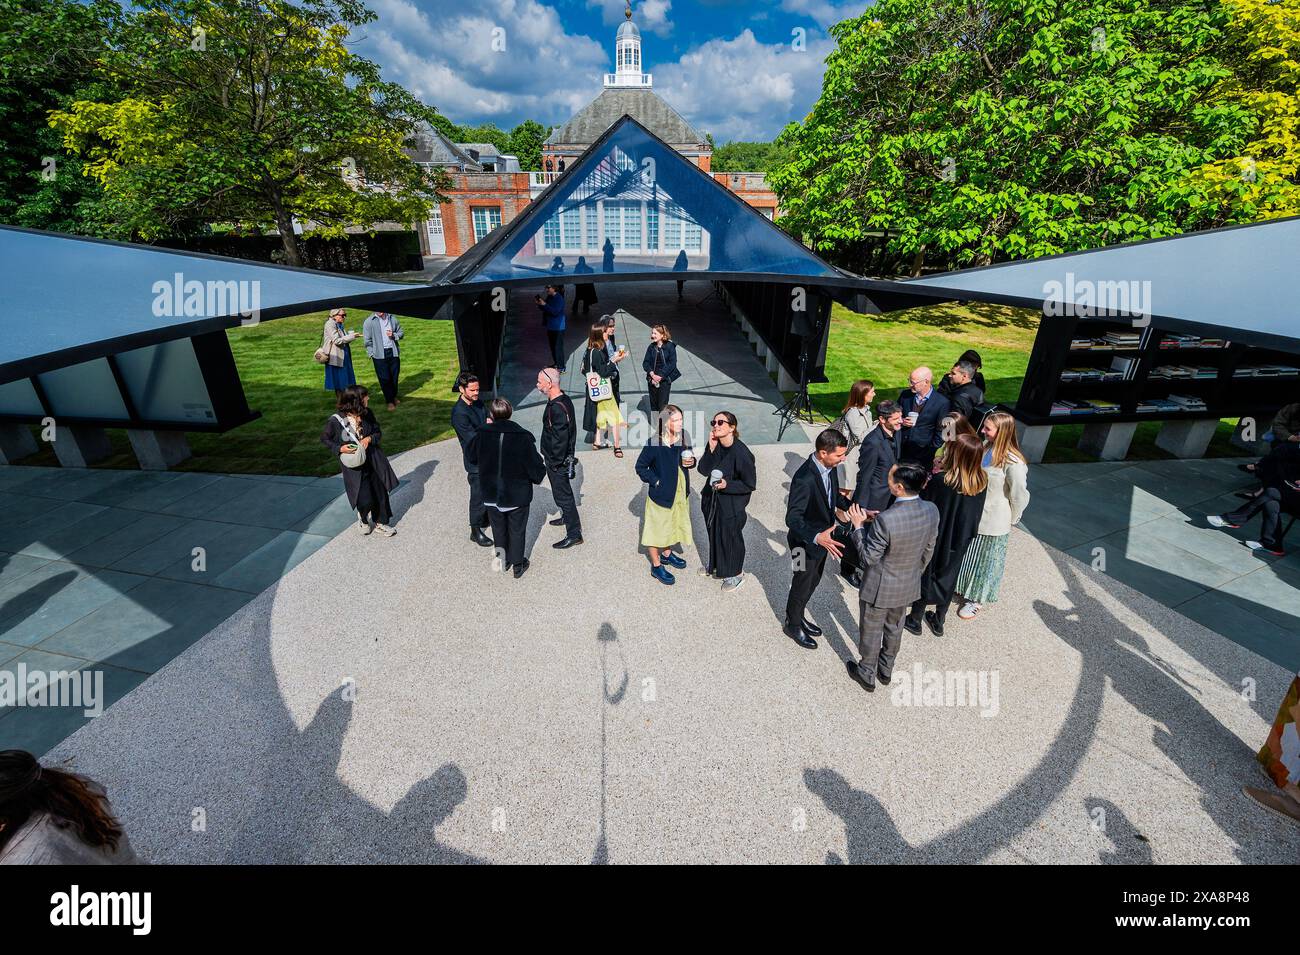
left=907, top=411, right=919, bottom=424
left=681, top=447, right=695, bottom=465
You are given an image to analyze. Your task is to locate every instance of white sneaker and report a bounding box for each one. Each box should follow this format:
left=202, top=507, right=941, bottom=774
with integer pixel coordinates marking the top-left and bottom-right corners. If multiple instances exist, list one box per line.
left=1245, top=540, right=1282, bottom=555
left=375, top=523, right=396, bottom=537
left=722, top=574, right=745, bottom=593
left=358, top=517, right=373, bottom=535
left=957, top=601, right=981, bottom=620
left=1207, top=515, right=1239, bottom=528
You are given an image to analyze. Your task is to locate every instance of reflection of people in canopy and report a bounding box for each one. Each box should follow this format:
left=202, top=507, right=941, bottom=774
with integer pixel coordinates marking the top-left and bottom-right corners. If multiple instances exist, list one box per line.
left=550, top=256, right=566, bottom=273
left=574, top=256, right=594, bottom=274
left=673, top=249, right=689, bottom=301
left=602, top=238, right=616, bottom=272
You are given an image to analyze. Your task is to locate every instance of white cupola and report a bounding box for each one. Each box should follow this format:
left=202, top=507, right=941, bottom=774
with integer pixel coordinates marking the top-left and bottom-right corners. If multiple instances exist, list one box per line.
left=605, top=3, right=652, bottom=88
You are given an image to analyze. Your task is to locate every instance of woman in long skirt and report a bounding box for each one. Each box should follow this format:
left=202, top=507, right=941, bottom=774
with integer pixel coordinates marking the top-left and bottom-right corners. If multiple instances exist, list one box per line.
left=955, top=411, right=1030, bottom=619
left=322, top=308, right=359, bottom=397
left=697, top=410, right=756, bottom=592
left=905, top=432, right=987, bottom=636
left=320, top=385, right=399, bottom=535
left=635, top=405, right=694, bottom=585
left=1244, top=671, right=1300, bottom=824
left=581, top=324, right=627, bottom=456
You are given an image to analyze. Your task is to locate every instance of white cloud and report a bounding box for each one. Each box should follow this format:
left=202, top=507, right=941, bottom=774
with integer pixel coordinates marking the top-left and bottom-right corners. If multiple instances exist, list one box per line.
left=779, top=0, right=871, bottom=29
left=587, top=0, right=674, bottom=37
left=653, top=28, right=833, bottom=141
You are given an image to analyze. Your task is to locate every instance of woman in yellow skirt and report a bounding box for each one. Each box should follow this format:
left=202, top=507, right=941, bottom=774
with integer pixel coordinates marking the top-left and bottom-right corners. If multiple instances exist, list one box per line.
left=635, top=405, right=694, bottom=585
left=581, top=324, right=627, bottom=456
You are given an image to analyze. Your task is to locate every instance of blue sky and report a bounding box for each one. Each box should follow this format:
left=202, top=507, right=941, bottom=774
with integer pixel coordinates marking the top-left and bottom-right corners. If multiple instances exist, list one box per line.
left=350, top=0, right=870, bottom=143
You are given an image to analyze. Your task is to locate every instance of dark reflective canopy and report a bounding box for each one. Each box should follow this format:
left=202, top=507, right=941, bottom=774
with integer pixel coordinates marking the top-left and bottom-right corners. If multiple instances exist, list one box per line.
left=441, top=116, right=842, bottom=285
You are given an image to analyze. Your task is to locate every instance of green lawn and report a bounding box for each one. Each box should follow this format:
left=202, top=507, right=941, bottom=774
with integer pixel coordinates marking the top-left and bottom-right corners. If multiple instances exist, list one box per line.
left=815, top=301, right=1248, bottom=463
left=16, top=310, right=462, bottom=476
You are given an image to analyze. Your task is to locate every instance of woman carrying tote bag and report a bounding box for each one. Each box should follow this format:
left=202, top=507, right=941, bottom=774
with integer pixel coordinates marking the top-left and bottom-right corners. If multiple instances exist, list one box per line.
left=320, top=385, right=399, bottom=536
left=581, top=323, right=626, bottom=457
left=320, top=308, right=360, bottom=398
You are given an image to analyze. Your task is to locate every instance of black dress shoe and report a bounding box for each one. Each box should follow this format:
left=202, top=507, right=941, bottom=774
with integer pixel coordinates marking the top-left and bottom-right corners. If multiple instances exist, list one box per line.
left=552, top=535, right=583, bottom=549
left=471, top=528, right=493, bottom=547
left=849, top=571, right=863, bottom=588
left=783, top=621, right=818, bottom=650
left=924, top=610, right=945, bottom=637
left=903, top=616, right=923, bottom=636
left=548, top=516, right=565, bottom=526
left=877, top=670, right=892, bottom=686
left=512, top=559, right=530, bottom=579
left=846, top=659, right=875, bottom=693
left=801, top=616, right=823, bottom=637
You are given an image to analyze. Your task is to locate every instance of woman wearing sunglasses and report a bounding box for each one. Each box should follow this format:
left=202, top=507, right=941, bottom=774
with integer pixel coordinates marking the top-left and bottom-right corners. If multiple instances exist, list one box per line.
left=697, top=411, right=757, bottom=592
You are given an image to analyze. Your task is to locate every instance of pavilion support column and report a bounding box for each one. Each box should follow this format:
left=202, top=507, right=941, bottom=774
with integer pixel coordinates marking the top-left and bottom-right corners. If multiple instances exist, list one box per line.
left=1078, top=421, right=1137, bottom=462
left=127, top=429, right=191, bottom=470
left=51, top=425, right=112, bottom=468
left=755, top=338, right=769, bottom=359
left=1015, top=421, right=1052, bottom=464
left=1154, top=418, right=1218, bottom=459
left=764, top=350, right=779, bottom=377
left=0, top=424, right=37, bottom=464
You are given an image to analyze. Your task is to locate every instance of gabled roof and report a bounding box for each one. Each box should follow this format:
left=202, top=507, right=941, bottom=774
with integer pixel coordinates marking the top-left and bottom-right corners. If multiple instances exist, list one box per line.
left=443, top=115, right=841, bottom=285
left=903, top=215, right=1300, bottom=349
left=407, top=123, right=483, bottom=170
left=545, top=89, right=706, bottom=147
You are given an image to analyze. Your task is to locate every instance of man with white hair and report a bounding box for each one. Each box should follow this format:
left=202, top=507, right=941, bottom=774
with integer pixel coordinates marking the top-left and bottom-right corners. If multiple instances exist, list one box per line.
left=536, top=366, right=582, bottom=548
left=898, top=366, right=950, bottom=469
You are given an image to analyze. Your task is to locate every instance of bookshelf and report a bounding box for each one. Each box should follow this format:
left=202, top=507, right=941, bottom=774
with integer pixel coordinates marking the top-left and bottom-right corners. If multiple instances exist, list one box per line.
left=1012, top=315, right=1300, bottom=460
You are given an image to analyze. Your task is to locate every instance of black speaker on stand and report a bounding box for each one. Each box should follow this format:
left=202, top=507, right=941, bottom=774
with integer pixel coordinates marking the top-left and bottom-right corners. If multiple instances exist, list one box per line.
left=773, top=290, right=827, bottom=441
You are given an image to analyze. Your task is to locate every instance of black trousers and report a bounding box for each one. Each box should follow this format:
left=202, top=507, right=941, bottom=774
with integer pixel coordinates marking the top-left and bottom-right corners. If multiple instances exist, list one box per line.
left=488, top=506, right=529, bottom=566
left=546, top=329, right=566, bottom=369
left=648, top=378, right=672, bottom=413
left=355, top=465, right=392, bottom=525
left=785, top=545, right=827, bottom=626
left=1225, top=485, right=1297, bottom=551
left=467, top=471, right=488, bottom=528
left=372, top=353, right=400, bottom=404
left=548, top=463, right=581, bottom=536
left=705, top=498, right=747, bottom=578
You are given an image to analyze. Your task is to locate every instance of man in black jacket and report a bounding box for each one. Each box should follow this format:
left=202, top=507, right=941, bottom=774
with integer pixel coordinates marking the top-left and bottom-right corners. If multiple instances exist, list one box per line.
left=467, top=397, right=547, bottom=578
left=843, top=401, right=904, bottom=586
left=937, top=359, right=984, bottom=419
left=782, top=429, right=850, bottom=649
left=451, top=371, right=492, bottom=547
left=536, top=367, right=582, bottom=548
left=897, top=366, right=950, bottom=469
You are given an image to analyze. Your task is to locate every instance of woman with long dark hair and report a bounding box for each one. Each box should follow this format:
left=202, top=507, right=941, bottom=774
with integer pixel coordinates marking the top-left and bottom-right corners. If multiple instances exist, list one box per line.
left=904, top=432, right=988, bottom=637
left=0, top=750, right=139, bottom=864
left=320, top=384, right=400, bottom=536
left=696, top=410, right=757, bottom=592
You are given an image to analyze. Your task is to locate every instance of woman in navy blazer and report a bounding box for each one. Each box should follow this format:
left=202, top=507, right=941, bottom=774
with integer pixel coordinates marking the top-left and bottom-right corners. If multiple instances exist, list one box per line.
left=642, top=324, right=681, bottom=413
left=635, top=405, right=694, bottom=585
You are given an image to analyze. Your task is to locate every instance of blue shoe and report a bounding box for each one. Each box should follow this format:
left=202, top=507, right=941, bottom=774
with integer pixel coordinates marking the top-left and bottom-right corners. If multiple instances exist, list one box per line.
left=662, top=552, right=687, bottom=569
left=651, top=564, right=676, bottom=585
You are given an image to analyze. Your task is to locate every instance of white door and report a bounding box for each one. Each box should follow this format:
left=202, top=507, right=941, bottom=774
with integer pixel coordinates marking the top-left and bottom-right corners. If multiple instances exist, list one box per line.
left=426, top=207, right=446, bottom=254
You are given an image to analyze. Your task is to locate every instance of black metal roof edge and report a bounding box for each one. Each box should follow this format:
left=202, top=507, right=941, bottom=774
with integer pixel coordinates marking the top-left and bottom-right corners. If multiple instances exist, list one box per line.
left=0, top=223, right=426, bottom=289
left=900, top=213, right=1300, bottom=285
left=439, top=114, right=848, bottom=285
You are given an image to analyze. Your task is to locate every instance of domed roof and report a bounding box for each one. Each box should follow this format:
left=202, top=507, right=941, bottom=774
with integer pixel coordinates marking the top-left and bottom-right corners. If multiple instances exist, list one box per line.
left=616, top=17, right=640, bottom=40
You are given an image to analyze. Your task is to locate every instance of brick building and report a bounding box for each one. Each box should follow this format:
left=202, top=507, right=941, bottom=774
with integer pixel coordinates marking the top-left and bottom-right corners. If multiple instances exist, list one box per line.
left=410, top=4, right=780, bottom=258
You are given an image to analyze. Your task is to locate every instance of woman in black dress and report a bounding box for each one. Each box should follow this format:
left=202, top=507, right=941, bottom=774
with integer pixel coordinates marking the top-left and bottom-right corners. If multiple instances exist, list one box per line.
left=321, top=384, right=400, bottom=536
left=905, top=432, right=987, bottom=636
left=696, top=410, right=757, bottom=592
left=581, top=323, right=627, bottom=456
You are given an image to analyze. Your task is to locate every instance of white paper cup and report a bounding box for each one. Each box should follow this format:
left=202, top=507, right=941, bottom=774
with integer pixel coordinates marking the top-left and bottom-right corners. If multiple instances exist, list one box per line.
left=907, top=411, right=919, bottom=423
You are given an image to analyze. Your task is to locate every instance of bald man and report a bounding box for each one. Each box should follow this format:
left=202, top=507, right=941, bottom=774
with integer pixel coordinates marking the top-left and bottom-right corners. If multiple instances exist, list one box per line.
left=537, top=366, right=582, bottom=548
left=897, top=365, right=950, bottom=469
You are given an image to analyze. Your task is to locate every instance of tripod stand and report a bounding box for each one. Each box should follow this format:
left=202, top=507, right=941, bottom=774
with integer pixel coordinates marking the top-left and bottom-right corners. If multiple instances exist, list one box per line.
left=773, top=299, right=827, bottom=440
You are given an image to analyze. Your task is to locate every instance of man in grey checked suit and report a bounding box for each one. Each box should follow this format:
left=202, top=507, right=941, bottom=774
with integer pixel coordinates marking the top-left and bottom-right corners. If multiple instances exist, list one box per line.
left=844, top=461, right=939, bottom=693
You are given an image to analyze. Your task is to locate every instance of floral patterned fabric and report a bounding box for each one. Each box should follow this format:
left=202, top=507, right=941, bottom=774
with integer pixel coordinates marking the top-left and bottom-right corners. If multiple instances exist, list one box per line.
left=1258, top=672, right=1300, bottom=804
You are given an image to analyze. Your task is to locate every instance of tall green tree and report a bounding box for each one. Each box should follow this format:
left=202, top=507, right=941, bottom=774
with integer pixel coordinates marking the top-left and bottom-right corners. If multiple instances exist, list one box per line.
left=0, top=0, right=115, bottom=233
left=772, top=0, right=1300, bottom=272
left=507, top=119, right=549, bottom=171
left=50, top=0, right=448, bottom=265
left=712, top=140, right=791, bottom=173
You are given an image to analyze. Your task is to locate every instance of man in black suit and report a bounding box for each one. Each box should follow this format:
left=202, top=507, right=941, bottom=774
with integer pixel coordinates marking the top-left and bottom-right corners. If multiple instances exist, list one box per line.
left=783, top=429, right=850, bottom=649
left=898, top=366, right=950, bottom=469
left=937, top=359, right=984, bottom=419
left=843, top=400, right=903, bottom=585
left=450, top=371, right=492, bottom=547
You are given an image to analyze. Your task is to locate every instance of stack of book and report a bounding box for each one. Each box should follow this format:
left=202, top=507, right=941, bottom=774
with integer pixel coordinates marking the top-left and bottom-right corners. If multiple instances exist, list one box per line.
left=1049, top=399, right=1121, bottom=416
left=1069, top=336, right=1096, bottom=350
left=1101, top=331, right=1142, bottom=349
left=1235, top=364, right=1300, bottom=378
left=1060, top=367, right=1125, bottom=382
left=1159, top=334, right=1228, bottom=349
left=1136, top=398, right=1184, bottom=414
left=1085, top=399, right=1121, bottom=414
left=1168, top=394, right=1208, bottom=412
left=1110, top=355, right=1138, bottom=378
left=1149, top=364, right=1218, bottom=380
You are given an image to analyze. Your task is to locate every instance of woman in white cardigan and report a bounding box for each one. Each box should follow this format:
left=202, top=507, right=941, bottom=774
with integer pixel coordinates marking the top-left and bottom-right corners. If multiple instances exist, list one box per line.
left=955, top=411, right=1030, bottom=619
left=835, top=379, right=876, bottom=486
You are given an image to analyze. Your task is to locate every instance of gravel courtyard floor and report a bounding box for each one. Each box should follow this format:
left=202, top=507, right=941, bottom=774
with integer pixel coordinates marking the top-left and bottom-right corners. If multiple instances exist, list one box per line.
left=44, top=434, right=1300, bottom=863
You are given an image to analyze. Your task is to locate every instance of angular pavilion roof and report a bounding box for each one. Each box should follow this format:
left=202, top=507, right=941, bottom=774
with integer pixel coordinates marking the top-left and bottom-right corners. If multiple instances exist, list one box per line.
left=0, top=226, right=425, bottom=383
left=445, top=115, right=842, bottom=285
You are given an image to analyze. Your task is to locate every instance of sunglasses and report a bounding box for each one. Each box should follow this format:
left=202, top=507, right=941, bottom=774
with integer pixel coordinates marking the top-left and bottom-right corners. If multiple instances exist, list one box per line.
left=710, top=419, right=730, bottom=427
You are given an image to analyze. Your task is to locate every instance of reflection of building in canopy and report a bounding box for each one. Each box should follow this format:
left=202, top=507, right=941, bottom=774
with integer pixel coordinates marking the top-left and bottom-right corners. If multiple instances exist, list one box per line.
left=408, top=3, right=778, bottom=258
